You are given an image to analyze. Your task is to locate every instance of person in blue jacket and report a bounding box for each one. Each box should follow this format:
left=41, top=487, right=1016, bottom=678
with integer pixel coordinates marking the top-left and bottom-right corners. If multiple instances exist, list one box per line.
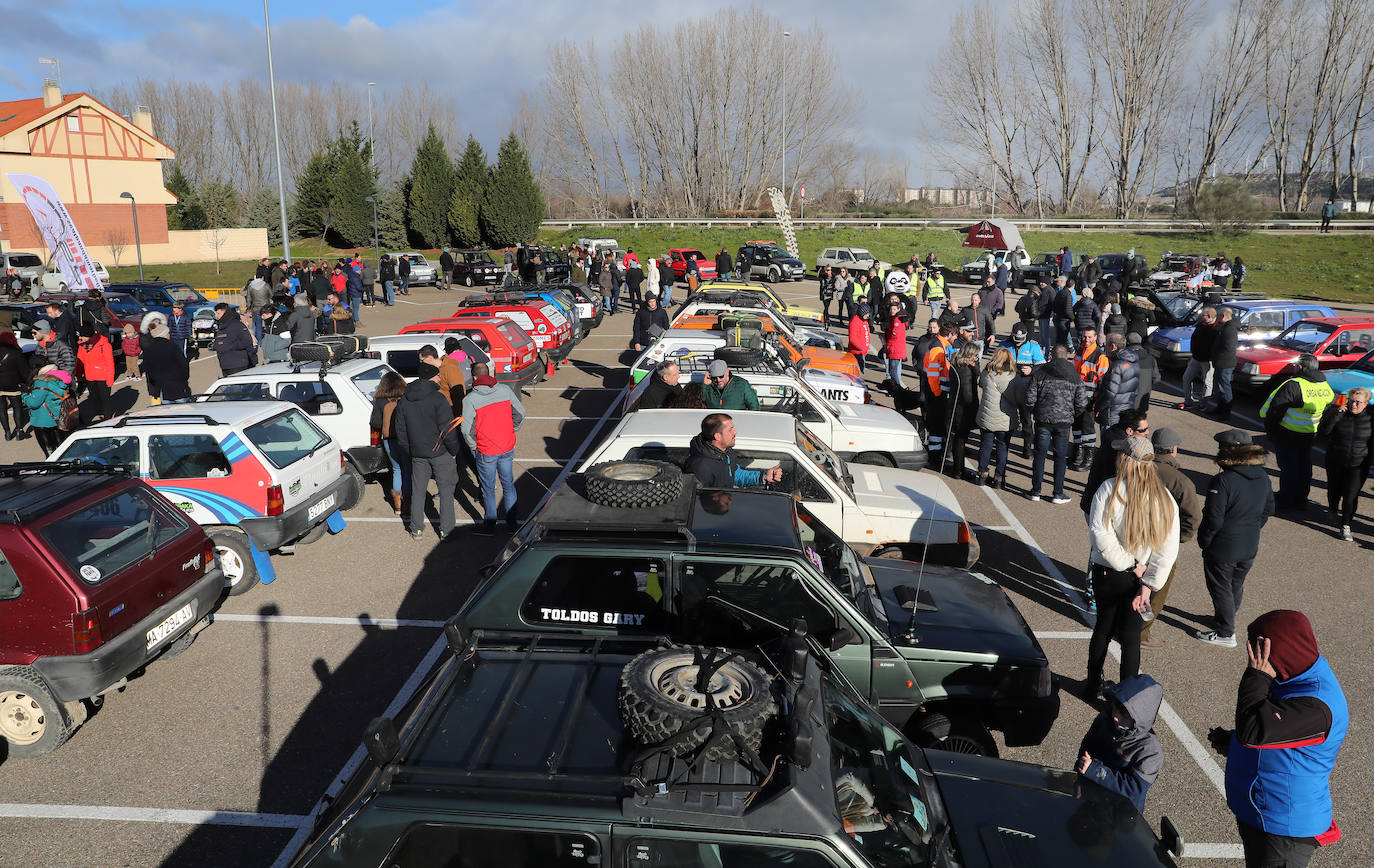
left=1209, top=609, right=1347, bottom=868
left=1075, top=673, right=1163, bottom=812
left=684, top=413, right=782, bottom=489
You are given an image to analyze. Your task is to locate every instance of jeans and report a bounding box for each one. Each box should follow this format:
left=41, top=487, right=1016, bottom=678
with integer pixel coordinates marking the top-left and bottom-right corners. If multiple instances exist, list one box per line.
left=1086, top=564, right=1144, bottom=686
left=1031, top=425, right=1070, bottom=498
left=1274, top=437, right=1315, bottom=509
left=612, top=283, right=624, bottom=312
left=661, top=284, right=673, bottom=306
left=1212, top=366, right=1234, bottom=405
left=383, top=281, right=395, bottom=306
left=1203, top=555, right=1253, bottom=638
left=929, top=299, right=944, bottom=322
left=251, top=316, right=263, bottom=345
left=978, top=429, right=1010, bottom=476
left=385, top=439, right=412, bottom=498
left=886, top=357, right=904, bottom=385
left=1057, top=319, right=1075, bottom=353
left=1182, top=359, right=1213, bottom=406
left=1039, top=319, right=1055, bottom=350
left=1237, top=820, right=1318, bottom=868
left=399, top=276, right=411, bottom=295
left=349, top=294, right=363, bottom=323
left=410, top=454, right=458, bottom=534
left=476, top=449, right=517, bottom=527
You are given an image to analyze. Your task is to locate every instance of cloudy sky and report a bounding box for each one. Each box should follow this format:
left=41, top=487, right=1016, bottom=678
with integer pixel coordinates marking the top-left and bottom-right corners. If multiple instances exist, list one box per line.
left=0, top=0, right=964, bottom=184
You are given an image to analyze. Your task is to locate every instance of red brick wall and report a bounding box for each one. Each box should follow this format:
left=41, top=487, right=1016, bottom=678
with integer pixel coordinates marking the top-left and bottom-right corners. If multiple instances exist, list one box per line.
left=0, top=202, right=168, bottom=249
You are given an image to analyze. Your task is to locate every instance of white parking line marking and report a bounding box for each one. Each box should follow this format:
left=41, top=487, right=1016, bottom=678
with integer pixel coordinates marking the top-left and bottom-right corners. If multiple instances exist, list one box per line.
left=271, top=633, right=449, bottom=867
left=0, top=803, right=306, bottom=829
left=1185, top=843, right=1245, bottom=859
left=971, top=524, right=1013, bottom=532
left=1033, top=631, right=1094, bottom=639
left=214, top=613, right=444, bottom=629
left=981, top=486, right=1231, bottom=799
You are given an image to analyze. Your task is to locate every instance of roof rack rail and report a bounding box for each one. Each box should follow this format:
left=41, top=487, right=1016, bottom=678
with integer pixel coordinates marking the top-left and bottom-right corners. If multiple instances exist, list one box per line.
left=113, top=411, right=224, bottom=427
left=0, top=461, right=131, bottom=478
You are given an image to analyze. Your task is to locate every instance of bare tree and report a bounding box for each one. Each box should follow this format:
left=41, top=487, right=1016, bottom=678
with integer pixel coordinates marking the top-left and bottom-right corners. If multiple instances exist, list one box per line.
left=102, top=227, right=129, bottom=268
left=1261, top=0, right=1311, bottom=209
left=1017, top=0, right=1097, bottom=212
left=1347, top=36, right=1374, bottom=207
left=1078, top=0, right=1198, bottom=218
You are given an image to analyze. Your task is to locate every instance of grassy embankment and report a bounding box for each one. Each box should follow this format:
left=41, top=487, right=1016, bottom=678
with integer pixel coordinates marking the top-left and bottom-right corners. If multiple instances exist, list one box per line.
left=105, top=229, right=1372, bottom=302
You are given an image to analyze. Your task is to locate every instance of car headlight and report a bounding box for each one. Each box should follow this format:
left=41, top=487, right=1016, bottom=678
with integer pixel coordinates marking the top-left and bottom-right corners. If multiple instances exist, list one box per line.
left=1242, top=363, right=1260, bottom=375
left=1167, top=340, right=1182, bottom=352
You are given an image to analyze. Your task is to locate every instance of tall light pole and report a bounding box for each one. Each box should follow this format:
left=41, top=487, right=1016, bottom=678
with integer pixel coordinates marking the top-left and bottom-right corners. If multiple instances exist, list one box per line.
left=781, top=31, right=790, bottom=205
left=263, top=0, right=291, bottom=263
left=365, top=196, right=379, bottom=277
left=367, top=83, right=378, bottom=259
left=119, top=192, right=143, bottom=280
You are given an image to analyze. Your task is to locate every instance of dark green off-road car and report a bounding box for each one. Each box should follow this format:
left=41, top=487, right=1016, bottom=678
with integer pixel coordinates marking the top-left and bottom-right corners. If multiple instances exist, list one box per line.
left=286, top=627, right=1182, bottom=868
left=459, top=462, right=1059, bottom=756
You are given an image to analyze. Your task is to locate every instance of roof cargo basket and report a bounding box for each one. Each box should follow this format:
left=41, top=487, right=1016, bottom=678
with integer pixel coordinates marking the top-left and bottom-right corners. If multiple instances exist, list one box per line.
left=288, top=334, right=369, bottom=367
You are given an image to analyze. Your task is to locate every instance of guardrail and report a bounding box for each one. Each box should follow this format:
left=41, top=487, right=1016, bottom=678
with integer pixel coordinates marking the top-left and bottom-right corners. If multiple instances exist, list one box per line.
left=543, top=217, right=1374, bottom=232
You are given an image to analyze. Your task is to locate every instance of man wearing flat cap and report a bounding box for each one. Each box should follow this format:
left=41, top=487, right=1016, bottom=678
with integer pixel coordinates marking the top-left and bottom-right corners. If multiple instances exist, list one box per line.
left=1195, top=430, right=1274, bottom=648
left=702, top=359, right=760, bottom=411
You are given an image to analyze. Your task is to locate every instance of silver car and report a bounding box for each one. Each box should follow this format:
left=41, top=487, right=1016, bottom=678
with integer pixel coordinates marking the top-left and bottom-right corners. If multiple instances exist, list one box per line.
left=392, top=253, right=437, bottom=285
left=814, top=247, right=889, bottom=275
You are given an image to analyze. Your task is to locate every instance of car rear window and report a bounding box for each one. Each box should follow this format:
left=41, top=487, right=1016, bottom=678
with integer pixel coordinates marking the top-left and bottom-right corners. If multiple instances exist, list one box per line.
left=497, top=322, right=533, bottom=350
left=243, top=408, right=331, bottom=469
left=8, top=254, right=42, bottom=268
left=540, top=304, right=568, bottom=327
left=349, top=364, right=389, bottom=400
left=42, top=487, right=189, bottom=584
left=55, top=435, right=142, bottom=473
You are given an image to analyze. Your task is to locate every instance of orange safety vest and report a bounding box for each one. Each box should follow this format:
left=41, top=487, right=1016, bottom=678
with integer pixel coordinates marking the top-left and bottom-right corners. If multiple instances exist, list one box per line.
left=923, top=336, right=952, bottom=396
left=1076, top=343, right=1108, bottom=385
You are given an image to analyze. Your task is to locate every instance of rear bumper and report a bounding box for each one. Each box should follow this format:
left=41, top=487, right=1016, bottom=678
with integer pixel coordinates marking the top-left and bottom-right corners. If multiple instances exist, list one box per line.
left=496, top=363, right=543, bottom=390
left=32, top=567, right=225, bottom=702
left=346, top=445, right=388, bottom=477
left=238, top=473, right=354, bottom=550
left=546, top=341, right=573, bottom=363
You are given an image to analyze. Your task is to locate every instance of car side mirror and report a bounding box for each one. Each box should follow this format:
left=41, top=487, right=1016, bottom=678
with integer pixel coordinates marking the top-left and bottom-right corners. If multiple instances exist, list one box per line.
left=828, top=625, right=859, bottom=651
left=1160, top=815, right=1185, bottom=859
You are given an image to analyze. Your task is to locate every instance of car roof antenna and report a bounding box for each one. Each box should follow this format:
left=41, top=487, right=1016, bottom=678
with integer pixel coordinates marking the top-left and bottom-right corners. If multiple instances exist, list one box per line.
left=907, top=357, right=965, bottom=640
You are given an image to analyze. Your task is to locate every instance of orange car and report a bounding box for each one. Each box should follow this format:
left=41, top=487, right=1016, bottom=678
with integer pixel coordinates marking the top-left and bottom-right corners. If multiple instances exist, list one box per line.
left=670, top=312, right=862, bottom=379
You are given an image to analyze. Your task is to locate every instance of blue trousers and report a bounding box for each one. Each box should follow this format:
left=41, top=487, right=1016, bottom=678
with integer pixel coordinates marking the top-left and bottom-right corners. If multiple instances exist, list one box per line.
left=1031, top=425, right=1070, bottom=498
left=476, top=449, right=517, bottom=527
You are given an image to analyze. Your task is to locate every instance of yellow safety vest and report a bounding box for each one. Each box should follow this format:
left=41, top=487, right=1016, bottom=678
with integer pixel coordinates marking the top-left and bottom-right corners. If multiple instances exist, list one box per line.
left=850, top=280, right=869, bottom=303
left=1261, top=377, right=1335, bottom=435
left=926, top=273, right=946, bottom=299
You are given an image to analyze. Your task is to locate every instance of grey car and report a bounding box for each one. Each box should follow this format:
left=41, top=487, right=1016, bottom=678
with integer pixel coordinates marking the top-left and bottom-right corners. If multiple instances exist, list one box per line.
left=2, top=252, right=46, bottom=297
left=392, top=252, right=437, bottom=285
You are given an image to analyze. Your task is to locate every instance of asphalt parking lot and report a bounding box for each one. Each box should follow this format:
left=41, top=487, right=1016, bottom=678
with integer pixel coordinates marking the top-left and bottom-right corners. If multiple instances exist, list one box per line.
left=0, top=278, right=1368, bottom=867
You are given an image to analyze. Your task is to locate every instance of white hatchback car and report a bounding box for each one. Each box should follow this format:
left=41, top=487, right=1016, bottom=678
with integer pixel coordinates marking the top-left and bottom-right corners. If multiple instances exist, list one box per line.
left=392, top=252, right=437, bottom=285
left=579, top=410, right=976, bottom=567
left=48, top=400, right=358, bottom=594
left=203, top=355, right=394, bottom=487
left=364, top=333, right=491, bottom=382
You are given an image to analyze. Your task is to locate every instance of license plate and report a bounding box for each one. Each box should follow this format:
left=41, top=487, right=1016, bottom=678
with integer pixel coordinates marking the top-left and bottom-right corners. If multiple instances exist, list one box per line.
left=307, top=493, right=336, bottom=522
left=146, top=602, right=195, bottom=651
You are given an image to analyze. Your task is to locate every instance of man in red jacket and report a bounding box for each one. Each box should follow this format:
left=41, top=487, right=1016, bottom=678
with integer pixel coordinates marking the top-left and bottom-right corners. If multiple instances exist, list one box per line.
left=461, top=362, right=527, bottom=536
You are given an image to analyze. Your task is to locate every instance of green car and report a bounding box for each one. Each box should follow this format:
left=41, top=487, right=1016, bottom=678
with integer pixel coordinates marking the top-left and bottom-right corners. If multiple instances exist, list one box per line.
left=285, top=628, right=1181, bottom=868
left=463, top=462, right=1058, bottom=755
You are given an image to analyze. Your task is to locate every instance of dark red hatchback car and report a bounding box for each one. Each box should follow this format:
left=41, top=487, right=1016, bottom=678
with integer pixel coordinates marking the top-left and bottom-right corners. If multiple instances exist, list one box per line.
left=0, top=464, right=224, bottom=757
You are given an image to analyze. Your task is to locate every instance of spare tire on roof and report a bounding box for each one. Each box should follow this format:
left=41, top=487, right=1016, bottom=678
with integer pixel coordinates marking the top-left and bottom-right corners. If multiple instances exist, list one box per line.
left=712, top=345, right=765, bottom=368
left=618, top=646, right=776, bottom=762
left=584, top=460, right=683, bottom=509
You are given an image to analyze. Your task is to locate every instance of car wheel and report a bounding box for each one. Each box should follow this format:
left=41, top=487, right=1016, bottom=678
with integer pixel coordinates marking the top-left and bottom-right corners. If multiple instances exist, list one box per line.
left=585, top=460, right=683, bottom=509
left=342, top=462, right=366, bottom=510
left=851, top=451, right=895, bottom=468
left=618, top=646, right=776, bottom=762
left=872, top=545, right=909, bottom=560
left=464, top=274, right=474, bottom=287
left=909, top=712, right=999, bottom=757
left=0, top=669, right=73, bottom=759
left=58, top=282, right=67, bottom=292
left=768, top=268, right=780, bottom=283
left=211, top=528, right=260, bottom=596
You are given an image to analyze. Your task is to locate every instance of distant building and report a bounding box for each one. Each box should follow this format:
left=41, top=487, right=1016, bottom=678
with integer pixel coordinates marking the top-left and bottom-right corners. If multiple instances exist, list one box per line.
left=905, top=187, right=986, bottom=206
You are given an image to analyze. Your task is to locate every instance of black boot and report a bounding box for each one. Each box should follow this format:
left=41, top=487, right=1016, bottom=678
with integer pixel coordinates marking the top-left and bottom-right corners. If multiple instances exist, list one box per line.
left=1068, top=445, right=1081, bottom=470
left=1078, top=446, right=1096, bottom=471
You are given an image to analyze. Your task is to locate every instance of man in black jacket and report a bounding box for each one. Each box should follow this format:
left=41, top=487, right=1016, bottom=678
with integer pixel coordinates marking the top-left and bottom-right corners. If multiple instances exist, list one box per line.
left=1208, top=306, right=1240, bottom=421
left=211, top=303, right=255, bottom=376
left=1128, top=333, right=1160, bottom=411
left=1025, top=348, right=1092, bottom=503
left=1182, top=306, right=1219, bottom=410
left=1196, top=429, right=1275, bottom=647
left=638, top=360, right=682, bottom=409
left=1079, top=254, right=1103, bottom=297
left=439, top=247, right=454, bottom=291
left=632, top=294, right=670, bottom=351
left=1080, top=408, right=1150, bottom=514
left=715, top=248, right=733, bottom=280
left=684, top=413, right=782, bottom=488
left=394, top=362, right=462, bottom=540
left=397, top=253, right=412, bottom=296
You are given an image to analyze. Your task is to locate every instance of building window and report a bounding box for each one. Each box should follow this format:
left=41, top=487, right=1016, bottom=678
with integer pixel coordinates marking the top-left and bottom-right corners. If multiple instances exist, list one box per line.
left=66, top=116, right=81, bottom=132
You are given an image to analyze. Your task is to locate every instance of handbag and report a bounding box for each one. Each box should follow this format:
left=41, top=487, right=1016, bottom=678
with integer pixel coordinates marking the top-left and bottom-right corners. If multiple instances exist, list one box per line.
left=56, top=388, right=80, bottom=432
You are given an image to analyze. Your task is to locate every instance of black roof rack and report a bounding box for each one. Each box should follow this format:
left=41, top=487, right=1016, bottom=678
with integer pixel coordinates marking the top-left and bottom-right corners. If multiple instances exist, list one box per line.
left=112, top=411, right=224, bottom=427
left=0, top=462, right=133, bottom=524
left=534, top=476, right=698, bottom=543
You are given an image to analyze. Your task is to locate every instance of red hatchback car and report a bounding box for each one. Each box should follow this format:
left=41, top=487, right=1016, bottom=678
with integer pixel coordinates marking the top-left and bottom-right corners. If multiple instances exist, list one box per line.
left=450, top=300, right=574, bottom=363
left=397, top=317, right=543, bottom=388
left=1234, top=316, right=1374, bottom=392
left=0, top=464, right=224, bottom=757
left=669, top=248, right=717, bottom=281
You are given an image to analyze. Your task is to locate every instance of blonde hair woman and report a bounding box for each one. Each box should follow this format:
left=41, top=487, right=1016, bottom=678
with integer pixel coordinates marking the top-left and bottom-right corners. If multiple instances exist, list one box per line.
left=976, top=348, right=1016, bottom=487
left=1085, top=434, right=1179, bottom=698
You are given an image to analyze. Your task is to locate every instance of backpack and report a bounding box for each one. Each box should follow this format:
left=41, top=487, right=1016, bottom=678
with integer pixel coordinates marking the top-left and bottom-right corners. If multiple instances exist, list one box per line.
left=56, top=389, right=80, bottom=432
left=1015, top=293, right=1035, bottom=320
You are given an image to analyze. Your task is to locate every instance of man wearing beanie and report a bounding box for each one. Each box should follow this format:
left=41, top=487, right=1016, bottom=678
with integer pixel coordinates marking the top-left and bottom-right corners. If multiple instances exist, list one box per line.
left=394, top=361, right=462, bottom=540
left=1197, top=429, right=1275, bottom=647
left=1209, top=610, right=1347, bottom=867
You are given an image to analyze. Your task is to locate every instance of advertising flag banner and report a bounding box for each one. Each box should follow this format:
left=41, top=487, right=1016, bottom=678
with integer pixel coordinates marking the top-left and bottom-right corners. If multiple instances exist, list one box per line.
left=6, top=173, right=103, bottom=291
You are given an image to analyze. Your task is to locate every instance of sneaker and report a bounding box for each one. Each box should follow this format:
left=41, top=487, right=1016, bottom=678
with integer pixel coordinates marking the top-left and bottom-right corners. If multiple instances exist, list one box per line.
left=436, top=530, right=448, bottom=541
left=1086, top=599, right=1097, bottom=614
left=1028, top=493, right=1042, bottom=502
left=1050, top=495, right=1072, bottom=505
left=409, top=528, right=424, bottom=540
left=1341, top=525, right=1354, bottom=541
left=1195, top=630, right=1237, bottom=647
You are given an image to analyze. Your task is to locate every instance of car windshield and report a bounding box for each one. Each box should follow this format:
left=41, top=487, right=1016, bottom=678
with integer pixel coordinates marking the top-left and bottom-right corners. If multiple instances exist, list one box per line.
left=1274, top=322, right=1335, bottom=352
left=795, top=421, right=850, bottom=497
left=850, top=249, right=872, bottom=259
left=1162, top=295, right=1197, bottom=320
left=795, top=502, right=863, bottom=599
left=824, top=672, right=936, bottom=866
left=468, top=252, right=494, bottom=265
left=243, top=408, right=331, bottom=469
left=170, top=287, right=208, bottom=304
left=105, top=295, right=147, bottom=316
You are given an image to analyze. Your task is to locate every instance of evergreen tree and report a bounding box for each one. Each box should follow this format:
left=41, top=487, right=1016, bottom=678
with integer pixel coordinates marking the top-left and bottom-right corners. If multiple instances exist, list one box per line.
left=405, top=124, right=456, bottom=248
left=327, top=122, right=376, bottom=247
left=292, top=148, right=335, bottom=238
left=165, top=164, right=194, bottom=230
left=480, top=132, right=544, bottom=247
left=378, top=184, right=407, bottom=250
left=447, top=135, right=487, bottom=248
left=244, top=187, right=282, bottom=246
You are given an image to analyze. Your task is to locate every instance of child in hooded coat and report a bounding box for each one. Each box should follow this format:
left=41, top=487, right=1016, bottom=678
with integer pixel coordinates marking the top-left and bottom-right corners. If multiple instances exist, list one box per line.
left=1075, top=673, right=1164, bottom=812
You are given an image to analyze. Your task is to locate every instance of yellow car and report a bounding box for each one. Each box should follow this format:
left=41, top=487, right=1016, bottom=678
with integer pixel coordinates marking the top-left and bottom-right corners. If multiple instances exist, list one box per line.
left=690, top=280, right=825, bottom=326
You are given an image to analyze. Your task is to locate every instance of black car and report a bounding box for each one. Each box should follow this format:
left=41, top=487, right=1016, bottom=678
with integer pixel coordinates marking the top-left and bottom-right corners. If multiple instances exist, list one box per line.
left=1095, top=252, right=1150, bottom=289
left=1018, top=251, right=1062, bottom=288
left=450, top=249, right=503, bottom=287
left=739, top=243, right=806, bottom=282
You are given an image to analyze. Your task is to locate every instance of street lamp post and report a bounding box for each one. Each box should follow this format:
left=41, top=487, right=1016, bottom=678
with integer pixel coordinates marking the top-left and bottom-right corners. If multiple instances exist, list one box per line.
left=263, top=0, right=291, bottom=263
left=119, top=192, right=143, bottom=281
left=365, top=196, right=380, bottom=284
left=367, top=83, right=378, bottom=258
left=781, top=31, right=790, bottom=205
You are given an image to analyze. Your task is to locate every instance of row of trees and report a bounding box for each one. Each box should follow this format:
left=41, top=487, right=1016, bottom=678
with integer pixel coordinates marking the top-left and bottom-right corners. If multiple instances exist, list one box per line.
left=927, top=0, right=1374, bottom=217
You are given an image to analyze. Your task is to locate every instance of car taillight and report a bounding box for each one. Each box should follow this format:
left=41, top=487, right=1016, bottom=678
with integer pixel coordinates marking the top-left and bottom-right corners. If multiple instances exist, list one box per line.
left=203, top=538, right=215, bottom=574
left=73, top=607, right=102, bottom=654
left=957, top=521, right=972, bottom=544
left=267, top=484, right=284, bottom=517
left=340, top=453, right=347, bottom=470
left=370, top=428, right=381, bottom=446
